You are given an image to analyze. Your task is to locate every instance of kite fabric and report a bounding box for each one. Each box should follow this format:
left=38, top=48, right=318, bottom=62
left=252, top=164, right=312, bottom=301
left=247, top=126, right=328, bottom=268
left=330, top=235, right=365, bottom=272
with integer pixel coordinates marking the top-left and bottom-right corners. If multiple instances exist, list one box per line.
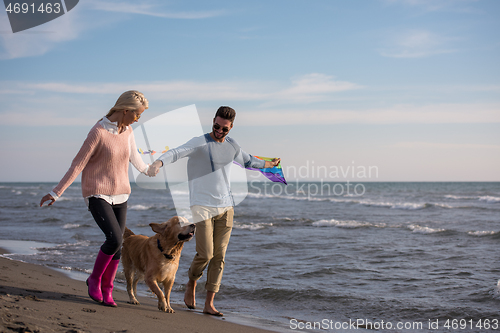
left=242, top=156, right=287, bottom=185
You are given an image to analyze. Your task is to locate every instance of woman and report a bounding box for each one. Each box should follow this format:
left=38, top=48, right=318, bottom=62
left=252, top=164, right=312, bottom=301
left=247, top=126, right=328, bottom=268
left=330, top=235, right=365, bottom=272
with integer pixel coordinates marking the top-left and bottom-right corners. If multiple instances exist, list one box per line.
left=40, top=90, right=158, bottom=307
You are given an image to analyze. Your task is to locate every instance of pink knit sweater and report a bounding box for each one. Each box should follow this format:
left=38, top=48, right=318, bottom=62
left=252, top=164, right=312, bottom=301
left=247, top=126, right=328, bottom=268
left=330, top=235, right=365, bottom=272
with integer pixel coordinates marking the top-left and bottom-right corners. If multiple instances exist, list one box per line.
left=53, top=122, right=138, bottom=198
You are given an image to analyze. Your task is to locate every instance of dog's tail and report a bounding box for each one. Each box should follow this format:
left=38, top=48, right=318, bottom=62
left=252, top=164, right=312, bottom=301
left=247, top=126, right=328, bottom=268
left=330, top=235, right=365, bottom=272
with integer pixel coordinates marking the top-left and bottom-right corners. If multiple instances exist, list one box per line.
left=124, top=227, right=135, bottom=239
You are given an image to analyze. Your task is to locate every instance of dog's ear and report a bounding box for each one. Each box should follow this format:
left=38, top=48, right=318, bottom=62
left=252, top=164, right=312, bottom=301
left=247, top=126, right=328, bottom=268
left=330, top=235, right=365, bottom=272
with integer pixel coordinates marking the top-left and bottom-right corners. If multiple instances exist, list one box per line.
left=150, top=223, right=167, bottom=234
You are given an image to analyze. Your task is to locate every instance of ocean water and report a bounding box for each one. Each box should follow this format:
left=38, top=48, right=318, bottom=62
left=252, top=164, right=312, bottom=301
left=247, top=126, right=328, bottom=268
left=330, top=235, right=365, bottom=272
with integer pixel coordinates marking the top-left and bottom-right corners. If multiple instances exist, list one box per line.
left=1, top=181, right=499, bottom=332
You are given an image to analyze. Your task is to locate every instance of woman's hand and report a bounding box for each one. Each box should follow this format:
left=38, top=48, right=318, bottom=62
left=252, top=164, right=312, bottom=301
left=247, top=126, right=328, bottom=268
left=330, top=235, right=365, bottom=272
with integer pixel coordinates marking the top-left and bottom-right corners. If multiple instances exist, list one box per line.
left=147, top=160, right=162, bottom=177
left=40, top=194, right=55, bottom=207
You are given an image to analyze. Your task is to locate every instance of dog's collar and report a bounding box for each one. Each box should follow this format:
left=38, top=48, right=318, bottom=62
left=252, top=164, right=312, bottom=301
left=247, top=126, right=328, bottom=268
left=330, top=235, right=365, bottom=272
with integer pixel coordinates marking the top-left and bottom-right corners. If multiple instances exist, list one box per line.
left=157, top=239, right=174, bottom=260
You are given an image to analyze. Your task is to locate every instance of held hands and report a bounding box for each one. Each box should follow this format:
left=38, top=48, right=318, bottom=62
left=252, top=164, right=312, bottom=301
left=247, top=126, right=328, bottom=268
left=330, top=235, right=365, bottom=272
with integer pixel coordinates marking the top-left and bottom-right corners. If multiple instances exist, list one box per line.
left=147, top=160, right=163, bottom=177
left=40, top=194, right=55, bottom=207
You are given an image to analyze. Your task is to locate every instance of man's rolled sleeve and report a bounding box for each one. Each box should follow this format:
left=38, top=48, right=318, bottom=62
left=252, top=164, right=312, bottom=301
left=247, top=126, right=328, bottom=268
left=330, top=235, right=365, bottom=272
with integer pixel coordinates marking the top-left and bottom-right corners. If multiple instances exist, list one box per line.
left=241, top=150, right=266, bottom=169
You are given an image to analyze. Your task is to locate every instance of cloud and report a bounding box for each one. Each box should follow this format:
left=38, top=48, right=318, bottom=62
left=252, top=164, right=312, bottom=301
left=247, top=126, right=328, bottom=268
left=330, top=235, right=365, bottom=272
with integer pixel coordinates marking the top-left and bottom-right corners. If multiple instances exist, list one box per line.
left=8, top=73, right=361, bottom=104
left=269, top=73, right=361, bottom=104
left=392, top=142, right=500, bottom=150
left=87, top=0, right=226, bottom=19
left=236, top=103, right=500, bottom=125
left=383, top=0, right=480, bottom=12
left=0, top=8, right=84, bottom=59
left=2, top=110, right=96, bottom=127
left=0, top=0, right=224, bottom=60
left=379, top=29, right=458, bottom=58
left=2, top=78, right=498, bottom=126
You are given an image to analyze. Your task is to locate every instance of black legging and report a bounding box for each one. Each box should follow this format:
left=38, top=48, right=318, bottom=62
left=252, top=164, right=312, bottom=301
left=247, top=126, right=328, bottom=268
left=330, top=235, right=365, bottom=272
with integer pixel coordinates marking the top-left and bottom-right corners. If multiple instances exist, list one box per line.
left=88, top=197, right=127, bottom=260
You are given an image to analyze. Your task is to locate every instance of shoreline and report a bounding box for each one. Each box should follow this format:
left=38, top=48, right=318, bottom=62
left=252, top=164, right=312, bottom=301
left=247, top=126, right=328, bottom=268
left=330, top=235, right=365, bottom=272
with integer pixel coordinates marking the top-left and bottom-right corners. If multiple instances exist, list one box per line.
left=0, top=246, right=280, bottom=333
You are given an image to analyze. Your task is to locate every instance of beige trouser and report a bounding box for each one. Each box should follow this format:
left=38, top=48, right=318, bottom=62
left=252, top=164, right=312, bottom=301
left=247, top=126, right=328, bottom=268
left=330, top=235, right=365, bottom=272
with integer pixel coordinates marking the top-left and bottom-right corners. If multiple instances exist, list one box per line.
left=188, top=205, right=234, bottom=293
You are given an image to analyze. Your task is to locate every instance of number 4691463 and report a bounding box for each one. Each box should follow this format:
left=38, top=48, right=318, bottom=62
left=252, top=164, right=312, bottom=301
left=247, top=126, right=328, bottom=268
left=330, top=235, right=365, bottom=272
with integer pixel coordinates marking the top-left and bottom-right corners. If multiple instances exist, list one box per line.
left=444, top=319, right=499, bottom=330
left=5, top=2, right=61, bottom=14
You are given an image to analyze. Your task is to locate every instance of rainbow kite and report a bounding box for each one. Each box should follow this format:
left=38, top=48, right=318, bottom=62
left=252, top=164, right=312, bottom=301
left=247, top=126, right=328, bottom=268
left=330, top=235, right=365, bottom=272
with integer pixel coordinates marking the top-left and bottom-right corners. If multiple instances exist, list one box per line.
left=241, top=156, right=287, bottom=185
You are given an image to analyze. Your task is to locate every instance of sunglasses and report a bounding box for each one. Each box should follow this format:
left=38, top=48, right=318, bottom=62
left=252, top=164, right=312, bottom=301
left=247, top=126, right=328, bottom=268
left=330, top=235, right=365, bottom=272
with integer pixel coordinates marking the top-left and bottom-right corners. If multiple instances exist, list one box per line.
left=129, top=110, right=141, bottom=120
left=213, top=123, right=230, bottom=133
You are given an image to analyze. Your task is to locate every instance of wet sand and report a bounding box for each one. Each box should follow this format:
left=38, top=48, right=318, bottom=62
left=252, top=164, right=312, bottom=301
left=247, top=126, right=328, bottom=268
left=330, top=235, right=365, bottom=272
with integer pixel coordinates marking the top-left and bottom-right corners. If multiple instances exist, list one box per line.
left=0, top=250, right=275, bottom=333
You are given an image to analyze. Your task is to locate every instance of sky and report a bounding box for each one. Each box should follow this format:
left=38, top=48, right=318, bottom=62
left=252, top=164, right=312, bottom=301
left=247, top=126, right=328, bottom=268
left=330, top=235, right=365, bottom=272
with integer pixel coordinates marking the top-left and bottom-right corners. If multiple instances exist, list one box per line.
left=0, top=0, right=499, bottom=182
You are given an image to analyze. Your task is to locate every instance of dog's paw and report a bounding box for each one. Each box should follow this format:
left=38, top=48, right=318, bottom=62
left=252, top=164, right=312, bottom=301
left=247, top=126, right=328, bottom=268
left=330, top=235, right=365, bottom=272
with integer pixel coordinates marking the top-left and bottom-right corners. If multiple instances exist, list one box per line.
left=128, top=299, right=140, bottom=305
left=158, top=302, right=175, bottom=313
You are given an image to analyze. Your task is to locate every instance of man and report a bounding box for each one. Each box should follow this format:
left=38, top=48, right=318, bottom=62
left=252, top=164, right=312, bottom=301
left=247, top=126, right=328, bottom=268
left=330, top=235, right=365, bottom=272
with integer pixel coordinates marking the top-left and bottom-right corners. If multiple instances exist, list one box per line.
left=149, top=106, right=280, bottom=316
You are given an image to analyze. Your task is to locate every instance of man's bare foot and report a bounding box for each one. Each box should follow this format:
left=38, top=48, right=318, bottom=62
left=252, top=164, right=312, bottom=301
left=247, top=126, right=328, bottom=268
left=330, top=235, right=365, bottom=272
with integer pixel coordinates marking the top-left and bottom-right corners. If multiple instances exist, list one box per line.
left=184, top=280, right=196, bottom=309
left=203, top=309, right=224, bottom=316
left=203, top=291, right=223, bottom=316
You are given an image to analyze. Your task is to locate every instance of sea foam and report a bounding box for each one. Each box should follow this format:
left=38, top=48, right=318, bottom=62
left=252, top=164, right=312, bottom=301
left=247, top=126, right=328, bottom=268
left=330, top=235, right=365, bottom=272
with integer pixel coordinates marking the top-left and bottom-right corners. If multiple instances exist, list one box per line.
left=233, top=222, right=273, bottom=230
left=467, top=230, right=498, bottom=236
left=478, top=196, right=500, bottom=204
left=312, top=219, right=385, bottom=229
left=129, top=204, right=153, bottom=210
left=407, top=224, right=445, bottom=234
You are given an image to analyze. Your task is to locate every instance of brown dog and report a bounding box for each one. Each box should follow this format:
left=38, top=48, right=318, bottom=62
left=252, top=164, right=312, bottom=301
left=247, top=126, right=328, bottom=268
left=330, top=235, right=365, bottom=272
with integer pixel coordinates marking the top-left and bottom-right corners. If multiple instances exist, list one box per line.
left=121, top=216, right=195, bottom=313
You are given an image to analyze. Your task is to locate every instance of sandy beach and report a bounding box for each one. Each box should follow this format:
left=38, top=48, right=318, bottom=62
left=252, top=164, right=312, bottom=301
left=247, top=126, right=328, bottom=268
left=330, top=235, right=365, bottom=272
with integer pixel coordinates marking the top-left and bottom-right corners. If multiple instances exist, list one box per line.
left=0, top=249, right=275, bottom=333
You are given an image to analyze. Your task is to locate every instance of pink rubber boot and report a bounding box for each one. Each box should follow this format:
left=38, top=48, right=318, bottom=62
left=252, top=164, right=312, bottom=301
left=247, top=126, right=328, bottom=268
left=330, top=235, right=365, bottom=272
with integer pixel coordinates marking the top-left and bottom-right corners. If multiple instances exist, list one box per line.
left=101, top=259, right=120, bottom=307
left=86, top=250, right=114, bottom=303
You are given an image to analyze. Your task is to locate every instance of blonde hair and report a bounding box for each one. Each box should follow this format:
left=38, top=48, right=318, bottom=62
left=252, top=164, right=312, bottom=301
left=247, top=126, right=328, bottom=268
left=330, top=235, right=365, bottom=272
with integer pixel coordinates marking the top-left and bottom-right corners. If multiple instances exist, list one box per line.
left=106, top=90, right=149, bottom=117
